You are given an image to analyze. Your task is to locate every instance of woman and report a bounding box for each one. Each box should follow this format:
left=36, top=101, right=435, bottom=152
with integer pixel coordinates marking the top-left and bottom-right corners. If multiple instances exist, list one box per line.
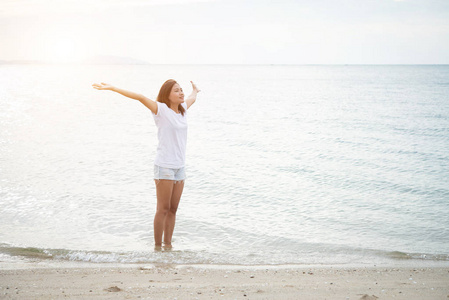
left=92, top=79, right=200, bottom=249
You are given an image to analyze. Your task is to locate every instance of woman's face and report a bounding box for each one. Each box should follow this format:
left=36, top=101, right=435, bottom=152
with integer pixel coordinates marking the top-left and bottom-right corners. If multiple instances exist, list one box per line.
left=168, top=83, right=184, bottom=105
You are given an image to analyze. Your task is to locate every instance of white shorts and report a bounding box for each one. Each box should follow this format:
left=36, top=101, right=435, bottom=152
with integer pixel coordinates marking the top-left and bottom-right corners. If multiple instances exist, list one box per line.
left=154, top=165, right=186, bottom=182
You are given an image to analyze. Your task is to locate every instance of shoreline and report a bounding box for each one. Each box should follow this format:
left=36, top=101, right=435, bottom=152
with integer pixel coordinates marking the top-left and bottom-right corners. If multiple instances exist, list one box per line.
left=2, top=261, right=449, bottom=270
left=1, top=262, right=449, bottom=299
left=2, top=254, right=449, bottom=271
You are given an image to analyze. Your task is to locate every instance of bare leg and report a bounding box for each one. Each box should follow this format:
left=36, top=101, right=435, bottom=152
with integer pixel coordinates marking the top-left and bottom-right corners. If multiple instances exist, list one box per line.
left=163, top=180, right=184, bottom=247
left=153, top=179, right=174, bottom=247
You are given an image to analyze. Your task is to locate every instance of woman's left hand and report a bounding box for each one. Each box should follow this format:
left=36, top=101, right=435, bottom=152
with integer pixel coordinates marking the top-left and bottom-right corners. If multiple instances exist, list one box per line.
left=190, top=81, right=201, bottom=93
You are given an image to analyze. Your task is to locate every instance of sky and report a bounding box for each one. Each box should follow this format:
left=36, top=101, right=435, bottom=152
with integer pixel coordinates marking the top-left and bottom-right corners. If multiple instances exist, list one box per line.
left=1, top=0, right=448, bottom=64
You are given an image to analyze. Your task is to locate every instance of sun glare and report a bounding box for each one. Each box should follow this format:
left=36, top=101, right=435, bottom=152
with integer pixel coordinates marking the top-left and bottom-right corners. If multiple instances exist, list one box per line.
left=42, top=38, right=89, bottom=64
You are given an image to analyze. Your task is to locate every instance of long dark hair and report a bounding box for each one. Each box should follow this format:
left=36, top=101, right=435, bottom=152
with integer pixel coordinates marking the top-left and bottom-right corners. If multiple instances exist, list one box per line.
left=156, top=79, right=185, bottom=116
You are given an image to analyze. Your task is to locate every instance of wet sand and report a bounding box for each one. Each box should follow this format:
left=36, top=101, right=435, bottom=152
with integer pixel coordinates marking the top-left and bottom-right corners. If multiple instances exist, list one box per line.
left=1, top=264, right=448, bottom=299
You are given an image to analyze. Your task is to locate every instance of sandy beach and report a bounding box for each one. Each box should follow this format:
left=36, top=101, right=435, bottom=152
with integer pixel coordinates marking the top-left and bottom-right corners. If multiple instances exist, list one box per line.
left=1, top=264, right=448, bottom=299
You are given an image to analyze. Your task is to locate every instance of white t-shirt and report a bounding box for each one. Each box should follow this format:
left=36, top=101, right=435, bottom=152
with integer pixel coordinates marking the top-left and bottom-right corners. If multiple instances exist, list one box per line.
left=152, top=102, right=188, bottom=168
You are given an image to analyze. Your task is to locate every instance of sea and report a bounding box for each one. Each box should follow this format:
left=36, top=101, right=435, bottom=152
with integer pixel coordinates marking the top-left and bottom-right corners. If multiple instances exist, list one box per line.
left=1, top=64, right=448, bottom=267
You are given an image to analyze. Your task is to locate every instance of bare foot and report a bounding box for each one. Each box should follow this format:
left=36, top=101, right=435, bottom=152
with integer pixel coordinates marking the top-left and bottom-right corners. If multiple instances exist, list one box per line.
left=163, top=243, right=172, bottom=250
left=154, top=244, right=162, bottom=251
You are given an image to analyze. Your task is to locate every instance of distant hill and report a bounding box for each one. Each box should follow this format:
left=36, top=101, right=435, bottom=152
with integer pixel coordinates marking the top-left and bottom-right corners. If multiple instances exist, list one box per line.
left=82, top=55, right=150, bottom=65
left=0, top=60, right=40, bottom=64
left=0, top=55, right=151, bottom=65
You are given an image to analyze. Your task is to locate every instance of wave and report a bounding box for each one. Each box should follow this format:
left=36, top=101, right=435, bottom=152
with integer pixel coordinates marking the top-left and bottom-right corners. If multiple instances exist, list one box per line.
left=0, top=245, right=212, bottom=264
left=386, top=251, right=449, bottom=261
left=1, top=244, right=448, bottom=265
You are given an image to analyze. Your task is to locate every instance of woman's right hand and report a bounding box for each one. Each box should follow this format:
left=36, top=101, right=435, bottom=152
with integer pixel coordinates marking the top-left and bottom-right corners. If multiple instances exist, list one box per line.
left=92, top=82, right=114, bottom=91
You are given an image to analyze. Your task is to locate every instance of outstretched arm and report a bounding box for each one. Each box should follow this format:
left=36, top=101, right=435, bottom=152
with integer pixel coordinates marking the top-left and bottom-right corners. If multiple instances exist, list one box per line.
left=185, top=81, right=201, bottom=109
left=92, top=82, right=158, bottom=114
